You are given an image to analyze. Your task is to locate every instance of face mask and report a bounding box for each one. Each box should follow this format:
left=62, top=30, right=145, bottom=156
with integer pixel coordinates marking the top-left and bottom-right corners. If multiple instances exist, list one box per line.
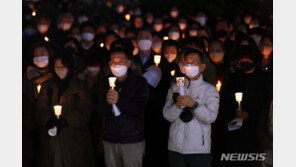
left=189, top=30, right=197, bottom=37
left=133, top=47, right=139, bottom=56
left=178, top=23, right=187, bottom=30
left=154, top=24, right=163, bottom=32
left=165, top=53, right=177, bottom=63
left=168, top=31, right=180, bottom=40
left=58, top=23, right=71, bottom=31
left=210, top=52, right=224, bottom=63
left=240, top=62, right=255, bottom=72
left=179, top=63, right=186, bottom=74
left=170, top=11, right=178, bottom=18
left=184, top=64, right=200, bottom=78
left=78, top=16, right=89, bottom=24
left=196, top=17, right=206, bottom=26
left=87, top=66, right=100, bottom=75
left=34, top=56, right=49, bottom=68
left=55, top=68, right=68, bottom=79
left=110, top=65, right=127, bottom=77
left=152, top=42, right=162, bottom=52
left=252, top=36, right=261, bottom=45
left=82, top=32, right=94, bottom=42
left=37, top=24, right=49, bottom=34
left=138, top=39, right=152, bottom=51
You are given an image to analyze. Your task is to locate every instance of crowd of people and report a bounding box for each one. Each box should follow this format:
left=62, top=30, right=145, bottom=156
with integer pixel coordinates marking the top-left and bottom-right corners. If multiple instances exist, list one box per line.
left=22, top=0, right=273, bottom=167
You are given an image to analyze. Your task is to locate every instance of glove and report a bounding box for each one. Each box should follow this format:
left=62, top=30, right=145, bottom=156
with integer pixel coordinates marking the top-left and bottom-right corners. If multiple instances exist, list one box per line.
left=172, top=92, right=179, bottom=103
left=179, top=107, right=193, bottom=123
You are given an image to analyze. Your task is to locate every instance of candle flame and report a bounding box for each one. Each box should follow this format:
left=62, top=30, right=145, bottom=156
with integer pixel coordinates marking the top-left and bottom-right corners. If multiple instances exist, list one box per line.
left=32, top=10, right=36, bottom=16
left=100, top=43, right=104, bottom=48
left=171, top=70, right=175, bottom=76
left=235, top=92, right=243, bottom=102
left=44, top=36, right=49, bottom=42
left=216, top=81, right=221, bottom=92
left=108, top=77, right=117, bottom=89
left=154, top=55, right=161, bottom=66
left=163, top=36, right=169, bottom=40
left=125, top=14, right=131, bottom=21
left=37, top=84, right=41, bottom=94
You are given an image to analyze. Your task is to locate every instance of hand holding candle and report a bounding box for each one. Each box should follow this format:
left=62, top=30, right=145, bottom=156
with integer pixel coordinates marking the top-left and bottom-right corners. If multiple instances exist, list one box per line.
left=54, top=105, right=62, bottom=119
left=235, top=92, right=243, bottom=109
left=154, top=55, right=161, bottom=66
left=108, top=77, right=121, bottom=116
left=216, top=81, right=221, bottom=92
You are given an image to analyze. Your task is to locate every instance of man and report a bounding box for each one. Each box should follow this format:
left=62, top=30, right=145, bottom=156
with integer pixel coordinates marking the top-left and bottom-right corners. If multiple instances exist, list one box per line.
left=98, top=47, right=148, bottom=167
left=163, top=48, right=220, bottom=167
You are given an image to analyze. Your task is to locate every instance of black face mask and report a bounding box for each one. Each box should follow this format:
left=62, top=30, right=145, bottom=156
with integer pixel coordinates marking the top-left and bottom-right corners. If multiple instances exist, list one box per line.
left=240, top=61, right=255, bottom=72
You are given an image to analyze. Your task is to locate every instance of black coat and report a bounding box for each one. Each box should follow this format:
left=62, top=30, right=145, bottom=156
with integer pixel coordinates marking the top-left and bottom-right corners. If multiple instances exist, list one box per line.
left=98, top=71, right=149, bottom=143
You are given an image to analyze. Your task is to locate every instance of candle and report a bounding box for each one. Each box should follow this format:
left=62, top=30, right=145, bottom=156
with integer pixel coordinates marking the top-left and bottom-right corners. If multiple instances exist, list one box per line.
left=154, top=55, right=161, bottom=66
left=163, top=36, right=169, bottom=40
left=100, top=43, right=104, bottom=48
left=176, top=77, right=185, bottom=108
left=171, top=70, right=175, bottom=76
left=44, top=36, right=49, bottom=42
left=108, top=77, right=117, bottom=89
left=32, top=10, right=36, bottom=16
left=235, top=92, right=243, bottom=109
left=37, top=84, right=41, bottom=94
left=216, top=81, right=221, bottom=92
left=54, top=105, right=62, bottom=119
left=125, top=14, right=131, bottom=21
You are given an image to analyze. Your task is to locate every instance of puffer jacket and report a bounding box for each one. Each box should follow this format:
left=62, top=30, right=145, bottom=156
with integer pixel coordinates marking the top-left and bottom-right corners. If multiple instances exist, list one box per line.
left=163, top=75, right=220, bottom=154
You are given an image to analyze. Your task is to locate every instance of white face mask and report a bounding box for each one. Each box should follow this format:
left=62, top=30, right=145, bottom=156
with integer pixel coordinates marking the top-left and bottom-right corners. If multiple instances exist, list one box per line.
left=184, top=64, right=200, bottom=78
left=34, top=56, right=49, bottom=68
left=78, top=16, right=89, bottom=24
left=170, top=11, right=178, bottom=18
left=178, top=23, right=187, bottom=30
left=110, top=65, right=128, bottom=77
left=168, top=31, right=180, bottom=40
left=154, top=24, right=163, bottom=32
left=58, top=23, right=71, bottom=31
left=196, top=17, right=206, bottom=26
left=82, top=32, right=94, bottom=42
left=189, top=30, right=197, bottom=37
left=138, top=39, right=152, bottom=51
left=165, top=53, right=177, bottom=63
left=87, top=66, right=100, bottom=75
left=252, top=36, right=261, bottom=45
left=37, top=24, right=49, bottom=34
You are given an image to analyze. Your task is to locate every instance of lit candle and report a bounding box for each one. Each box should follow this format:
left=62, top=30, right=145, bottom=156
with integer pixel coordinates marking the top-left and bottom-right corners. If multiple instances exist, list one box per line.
left=171, top=70, right=175, bottom=76
left=37, top=84, right=41, bottom=94
left=44, top=36, right=49, bottom=42
left=154, top=55, right=161, bottom=66
left=176, top=77, right=185, bottom=108
left=54, top=105, right=62, bottom=119
left=125, top=14, right=131, bottom=21
left=100, top=43, right=104, bottom=48
left=216, top=81, right=221, bottom=92
left=108, top=77, right=117, bottom=89
left=163, top=36, right=169, bottom=40
left=32, top=10, right=36, bottom=16
left=235, top=92, right=243, bottom=109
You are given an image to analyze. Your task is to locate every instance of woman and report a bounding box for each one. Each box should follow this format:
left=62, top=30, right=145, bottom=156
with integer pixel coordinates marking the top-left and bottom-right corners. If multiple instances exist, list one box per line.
left=35, top=49, right=96, bottom=167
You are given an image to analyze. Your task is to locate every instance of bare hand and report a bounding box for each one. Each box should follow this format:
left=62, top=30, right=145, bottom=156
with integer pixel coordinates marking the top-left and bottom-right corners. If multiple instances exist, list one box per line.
left=235, top=109, right=249, bottom=119
left=106, top=88, right=119, bottom=105
left=177, top=95, right=195, bottom=108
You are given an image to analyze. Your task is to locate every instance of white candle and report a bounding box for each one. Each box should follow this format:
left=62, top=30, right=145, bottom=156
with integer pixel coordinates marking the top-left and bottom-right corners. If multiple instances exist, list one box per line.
left=32, top=10, right=36, bottom=16
left=125, top=14, right=131, bottom=21
left=176, top=77, right=185, bottom=108
left=37, top=84, right=41, bottom=94
left=154, top=55, right=161, bottom=66
left=100, top=43, right=104, bottom=48
left=108, top=77, right=117, bottom=89
left=54, top=105, right=62, bottom=119
left=235, top=92, right=243, bottom=109
left=163, top=36, right=169, bottom=40
left=216, top=81, right=221, bottom=92
left=171, top=70, right=175, bottom=76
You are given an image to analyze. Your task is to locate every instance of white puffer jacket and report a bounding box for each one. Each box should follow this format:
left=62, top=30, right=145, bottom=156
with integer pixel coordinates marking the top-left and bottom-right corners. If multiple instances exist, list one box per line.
left=163, top=75, right=219, bottom=154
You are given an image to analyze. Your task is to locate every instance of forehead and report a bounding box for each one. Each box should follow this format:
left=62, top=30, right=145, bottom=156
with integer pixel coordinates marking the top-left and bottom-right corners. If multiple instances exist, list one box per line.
left=210, top=42, right=223, bottom=50
left=186, top=53, right=201, bottom=61
left=138, top=31, right=152, bottom=38
left=34, top=46, right=48, bottom=53
left=54, top=59, right=64, bottom=66
left=82, top=26, right=94, bottom=32
left=164, top=46, right=177, bottom=51
left=110, top=52, right=127, bottom=60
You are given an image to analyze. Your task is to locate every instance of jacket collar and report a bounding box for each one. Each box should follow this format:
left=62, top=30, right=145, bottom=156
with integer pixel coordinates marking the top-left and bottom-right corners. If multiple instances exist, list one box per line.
left=184, top=74, right=204, bottom=88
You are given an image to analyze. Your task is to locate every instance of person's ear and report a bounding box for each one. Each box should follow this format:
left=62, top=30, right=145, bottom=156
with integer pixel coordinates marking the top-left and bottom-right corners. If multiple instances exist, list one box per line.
left=126, top=60, right=131, bottom=68
left=200, top=63, right=206, bottom=72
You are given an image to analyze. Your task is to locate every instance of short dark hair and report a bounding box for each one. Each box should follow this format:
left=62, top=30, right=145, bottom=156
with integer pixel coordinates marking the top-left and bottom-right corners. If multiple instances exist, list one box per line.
left=80, top=21, right=95, bottom=32
left=184, top=48, right=205, bottom=64
left=109, top=47, right=132, bottom=60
